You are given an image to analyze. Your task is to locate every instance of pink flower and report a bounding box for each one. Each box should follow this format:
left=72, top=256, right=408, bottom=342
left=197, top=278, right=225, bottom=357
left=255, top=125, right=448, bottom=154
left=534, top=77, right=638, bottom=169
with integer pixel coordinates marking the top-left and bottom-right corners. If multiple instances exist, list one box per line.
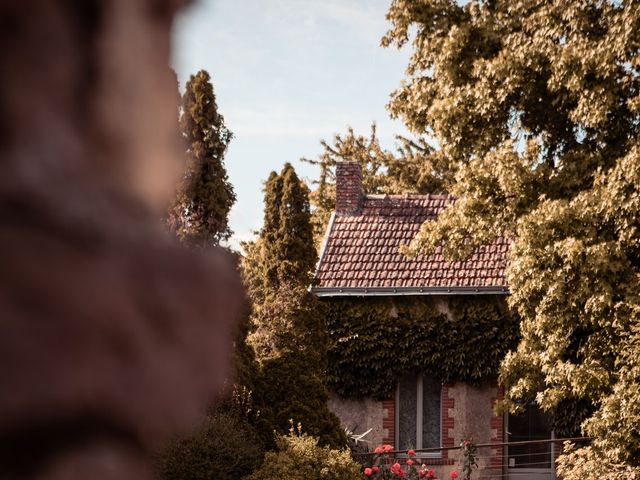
left=391, top=463, right=406, bottom=478
left=419, top=471, right=426, bottom=478
left=407, top=449, right=416, bottom=457
left=372, top=466, right=380, bottom=473
left=428, top=470, right=436, bottom=478
left=364, top=467, right=373, bottom=477
left=375, top=445, right=384, bottom=455
left=384, top=444, right=394, bottom=453
left=450, top=471, right=459, bottom=479
left=407, top=459, right=414, bottom=466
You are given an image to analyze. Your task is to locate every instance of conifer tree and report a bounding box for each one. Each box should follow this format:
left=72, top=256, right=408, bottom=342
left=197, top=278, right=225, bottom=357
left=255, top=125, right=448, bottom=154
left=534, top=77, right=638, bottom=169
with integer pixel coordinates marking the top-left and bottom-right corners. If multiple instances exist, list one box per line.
left=168, top=70, right=235, bottom=247
left=242, top=164, right=345, bottom=448
left=270, top=164, right=316, bottom=285
left=382, top=1, right=640, bottom=476
left=244, top=164, right=316, bottom=300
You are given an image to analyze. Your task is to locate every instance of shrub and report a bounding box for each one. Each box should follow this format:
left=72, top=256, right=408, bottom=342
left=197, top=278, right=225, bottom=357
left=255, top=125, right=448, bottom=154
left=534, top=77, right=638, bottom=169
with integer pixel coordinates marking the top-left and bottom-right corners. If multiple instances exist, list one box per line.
left=245, top=426, right=361, bottom=480
left=156, top=409, right=264, bottom=480
left=254, top=352, right=347, bottom=449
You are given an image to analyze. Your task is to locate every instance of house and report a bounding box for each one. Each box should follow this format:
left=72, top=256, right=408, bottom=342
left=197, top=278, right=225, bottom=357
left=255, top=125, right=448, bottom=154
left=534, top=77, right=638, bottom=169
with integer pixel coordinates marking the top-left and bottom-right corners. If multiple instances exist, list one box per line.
left=310, top=161, right=555, bottom=480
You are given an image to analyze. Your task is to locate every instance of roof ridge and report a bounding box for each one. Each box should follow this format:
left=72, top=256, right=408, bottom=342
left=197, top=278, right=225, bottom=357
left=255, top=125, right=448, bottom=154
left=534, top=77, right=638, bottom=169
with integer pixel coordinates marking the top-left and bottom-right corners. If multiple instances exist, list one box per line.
left=364, top=193, right=455, bottom=200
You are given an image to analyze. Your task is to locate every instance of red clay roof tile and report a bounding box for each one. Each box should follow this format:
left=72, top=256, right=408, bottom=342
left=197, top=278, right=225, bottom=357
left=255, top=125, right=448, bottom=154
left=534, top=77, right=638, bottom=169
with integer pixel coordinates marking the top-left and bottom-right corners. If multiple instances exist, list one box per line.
left=313, top=194, right=508, bottom=291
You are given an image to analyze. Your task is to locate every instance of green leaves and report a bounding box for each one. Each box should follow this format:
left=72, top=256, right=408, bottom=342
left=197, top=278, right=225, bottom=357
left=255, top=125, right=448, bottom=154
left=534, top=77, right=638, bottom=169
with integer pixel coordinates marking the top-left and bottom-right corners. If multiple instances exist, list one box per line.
left=245, top=427, right=361, bottom=480
left=242, top=164, right=345, bottom=449
left=325, top=296, right=517, bottom=400
left=167, top=70, right=235, bottom=247
left=383, top=1, right=640, bottom=474
left=243, top=164, right=316, bottom=303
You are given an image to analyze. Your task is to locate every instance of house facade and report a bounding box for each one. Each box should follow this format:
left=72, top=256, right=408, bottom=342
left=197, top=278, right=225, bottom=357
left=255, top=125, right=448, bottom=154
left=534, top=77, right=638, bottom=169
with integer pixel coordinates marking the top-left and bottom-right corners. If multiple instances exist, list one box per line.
left=311, top=161, right=555, bottom=480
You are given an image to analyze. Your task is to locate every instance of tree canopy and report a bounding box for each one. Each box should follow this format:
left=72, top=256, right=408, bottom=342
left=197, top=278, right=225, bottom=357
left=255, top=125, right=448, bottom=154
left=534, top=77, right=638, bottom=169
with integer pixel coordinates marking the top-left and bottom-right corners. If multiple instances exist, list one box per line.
left=168, top=70, right=235, bottom=247
left=383, top=0, right=640, bottom=476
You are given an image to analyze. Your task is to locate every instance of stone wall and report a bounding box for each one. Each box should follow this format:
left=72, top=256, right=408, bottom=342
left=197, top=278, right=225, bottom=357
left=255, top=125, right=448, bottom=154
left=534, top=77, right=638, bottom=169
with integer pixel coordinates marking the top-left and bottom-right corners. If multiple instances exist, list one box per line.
left=448, top=382, right=503, bottom=478
left=328, top=395, right=387, bottom=450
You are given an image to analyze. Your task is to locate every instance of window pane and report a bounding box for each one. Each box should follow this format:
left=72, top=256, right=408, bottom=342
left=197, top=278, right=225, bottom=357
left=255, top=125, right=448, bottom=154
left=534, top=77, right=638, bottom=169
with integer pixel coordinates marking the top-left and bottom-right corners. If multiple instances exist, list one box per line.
left=508, top=404, right=552, bottom=469
left=421, top=376, right=441, bottom=448
left=398, top=374, right=417, bottom=450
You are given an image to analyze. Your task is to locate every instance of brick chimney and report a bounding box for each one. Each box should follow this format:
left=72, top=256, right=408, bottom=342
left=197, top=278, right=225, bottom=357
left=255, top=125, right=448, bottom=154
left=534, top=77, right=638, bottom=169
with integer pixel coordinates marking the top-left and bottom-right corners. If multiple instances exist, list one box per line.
left=335, top=161, right=363, bottom=215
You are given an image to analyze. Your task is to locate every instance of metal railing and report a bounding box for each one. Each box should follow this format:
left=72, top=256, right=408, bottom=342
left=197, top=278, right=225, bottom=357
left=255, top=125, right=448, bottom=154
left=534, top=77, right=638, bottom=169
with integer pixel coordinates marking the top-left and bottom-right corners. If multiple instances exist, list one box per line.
left=354, top=437, right=591, bottom=479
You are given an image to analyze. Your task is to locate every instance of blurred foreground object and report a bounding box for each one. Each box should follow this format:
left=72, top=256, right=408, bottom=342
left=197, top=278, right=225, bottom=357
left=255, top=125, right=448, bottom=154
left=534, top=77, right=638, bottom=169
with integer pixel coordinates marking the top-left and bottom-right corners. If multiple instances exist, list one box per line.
left=0, top=0, right=243, bottom=478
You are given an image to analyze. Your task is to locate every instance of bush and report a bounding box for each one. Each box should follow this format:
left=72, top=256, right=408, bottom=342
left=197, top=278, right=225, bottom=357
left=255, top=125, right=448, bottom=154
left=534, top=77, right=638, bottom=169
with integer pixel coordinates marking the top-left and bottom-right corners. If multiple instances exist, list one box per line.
left=245, top=426, right=362, bottom=480
left=254, top=353, right=347, bottom=449
left=156, top=409, right=264, bottom=480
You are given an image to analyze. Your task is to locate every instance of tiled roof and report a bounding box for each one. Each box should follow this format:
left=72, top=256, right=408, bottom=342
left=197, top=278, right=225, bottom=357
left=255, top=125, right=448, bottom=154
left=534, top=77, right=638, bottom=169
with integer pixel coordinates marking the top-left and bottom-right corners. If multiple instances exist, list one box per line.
left=312, top=194, right=508, bottom=295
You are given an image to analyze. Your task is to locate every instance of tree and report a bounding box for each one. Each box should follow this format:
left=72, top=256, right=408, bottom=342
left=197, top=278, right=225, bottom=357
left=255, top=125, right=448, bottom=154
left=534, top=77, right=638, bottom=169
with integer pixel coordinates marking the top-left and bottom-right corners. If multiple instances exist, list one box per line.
left=242, top=164, right=345, bottom=448
left=168, top=70, right=235, bottom=247
left=303, top=124, right=452, bottom=245
left=382, top=1, right=640, bottom=476
left=243, top=163, right=317, bottom=301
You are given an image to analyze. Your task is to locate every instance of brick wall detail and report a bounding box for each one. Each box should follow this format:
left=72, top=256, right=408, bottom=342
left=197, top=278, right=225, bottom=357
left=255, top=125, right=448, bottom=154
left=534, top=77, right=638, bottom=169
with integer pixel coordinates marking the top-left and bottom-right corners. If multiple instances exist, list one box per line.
left=335, top=161, right=363, bottom=214
left=382, top=395, right=395, bottom=446
left=442, top=383, right=456, bottom=461
left=489, top=382, right=505, bottom=471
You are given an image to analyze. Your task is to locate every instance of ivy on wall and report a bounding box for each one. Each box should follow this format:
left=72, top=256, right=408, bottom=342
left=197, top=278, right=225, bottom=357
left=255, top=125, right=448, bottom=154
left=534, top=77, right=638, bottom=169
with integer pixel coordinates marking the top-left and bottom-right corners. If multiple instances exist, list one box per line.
left=324, top=296, right=519, bottom=400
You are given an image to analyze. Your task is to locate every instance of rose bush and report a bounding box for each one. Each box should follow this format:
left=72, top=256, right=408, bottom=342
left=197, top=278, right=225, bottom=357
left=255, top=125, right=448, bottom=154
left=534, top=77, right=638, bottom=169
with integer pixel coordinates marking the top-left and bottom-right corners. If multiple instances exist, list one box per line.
left=362, top=444, right=459, bottom=480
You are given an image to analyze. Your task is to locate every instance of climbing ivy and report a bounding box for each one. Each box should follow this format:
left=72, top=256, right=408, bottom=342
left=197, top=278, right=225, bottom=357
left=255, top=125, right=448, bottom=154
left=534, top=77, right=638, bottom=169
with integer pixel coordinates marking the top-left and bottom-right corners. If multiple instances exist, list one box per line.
left=324, top=296, right=518, bottom=400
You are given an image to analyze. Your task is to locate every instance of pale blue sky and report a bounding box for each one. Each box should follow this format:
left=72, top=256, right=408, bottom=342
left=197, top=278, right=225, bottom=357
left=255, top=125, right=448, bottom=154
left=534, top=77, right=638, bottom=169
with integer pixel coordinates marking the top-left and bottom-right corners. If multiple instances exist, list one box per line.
left=171, top=0, right=411, bottom=248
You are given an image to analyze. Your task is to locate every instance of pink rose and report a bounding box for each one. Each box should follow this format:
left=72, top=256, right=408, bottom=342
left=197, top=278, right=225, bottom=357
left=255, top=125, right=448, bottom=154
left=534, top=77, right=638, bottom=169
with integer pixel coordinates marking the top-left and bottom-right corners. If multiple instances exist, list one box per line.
left=375, top=445, right=384, bottom=455
left=419, top=471, right=426, bottom=478
left=451, top=471, right=459, bottom=479
left=364, top=467, right=373, bottom=477
left=428, top=470, right=436, bottom=478
left=372, top=466, right=380, bottom=473
left=391, top=463, right=406, bottom=478
left=407, top=449, right=416, bottom=457
left=384, top=444, right=394, bottom=453
left=407, top=459, right=414, bottom=466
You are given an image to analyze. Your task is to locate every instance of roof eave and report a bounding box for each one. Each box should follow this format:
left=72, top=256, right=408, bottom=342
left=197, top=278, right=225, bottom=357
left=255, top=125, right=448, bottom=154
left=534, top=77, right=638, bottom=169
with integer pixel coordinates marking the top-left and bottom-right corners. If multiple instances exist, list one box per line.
left=309, top=211, right=337, bottom=293
left=311, top=285, right=510, bottom=297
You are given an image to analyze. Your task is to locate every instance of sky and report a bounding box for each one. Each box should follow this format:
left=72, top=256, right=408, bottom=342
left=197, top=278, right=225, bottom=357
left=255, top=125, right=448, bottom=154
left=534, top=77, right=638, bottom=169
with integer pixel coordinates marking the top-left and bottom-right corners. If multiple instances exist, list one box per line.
left=171, top=0, right=412, bottom=249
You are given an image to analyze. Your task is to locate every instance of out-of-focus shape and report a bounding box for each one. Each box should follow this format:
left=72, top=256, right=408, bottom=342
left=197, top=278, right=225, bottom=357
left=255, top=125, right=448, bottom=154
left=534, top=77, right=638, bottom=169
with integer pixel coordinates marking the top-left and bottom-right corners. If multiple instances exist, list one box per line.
left=0, top=1, right=243, bottom=478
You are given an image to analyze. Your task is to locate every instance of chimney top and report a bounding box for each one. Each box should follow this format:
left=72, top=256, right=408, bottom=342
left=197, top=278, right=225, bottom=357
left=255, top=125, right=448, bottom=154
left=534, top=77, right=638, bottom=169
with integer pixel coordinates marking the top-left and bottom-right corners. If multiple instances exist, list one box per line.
left=335, top=161, right=362, bottom=215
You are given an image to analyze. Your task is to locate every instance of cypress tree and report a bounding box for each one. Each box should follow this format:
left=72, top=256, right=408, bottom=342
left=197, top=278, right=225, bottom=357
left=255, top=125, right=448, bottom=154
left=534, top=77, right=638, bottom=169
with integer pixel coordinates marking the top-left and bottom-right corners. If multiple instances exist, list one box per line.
left=270, top=163, right=316, bottom=286
left=243, top=164, right=316, bottom=300
left=168, top=70, right=235, bottom=247
left=260, top=171, right=284, bottom=291
left=242, top=163, right=345, bottom=449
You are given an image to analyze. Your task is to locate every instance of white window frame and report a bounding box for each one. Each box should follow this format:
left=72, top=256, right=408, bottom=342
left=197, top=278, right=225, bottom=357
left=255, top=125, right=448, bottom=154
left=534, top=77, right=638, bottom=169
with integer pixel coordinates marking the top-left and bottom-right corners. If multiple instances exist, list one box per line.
left=395, top=373, right=442, bottom=458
